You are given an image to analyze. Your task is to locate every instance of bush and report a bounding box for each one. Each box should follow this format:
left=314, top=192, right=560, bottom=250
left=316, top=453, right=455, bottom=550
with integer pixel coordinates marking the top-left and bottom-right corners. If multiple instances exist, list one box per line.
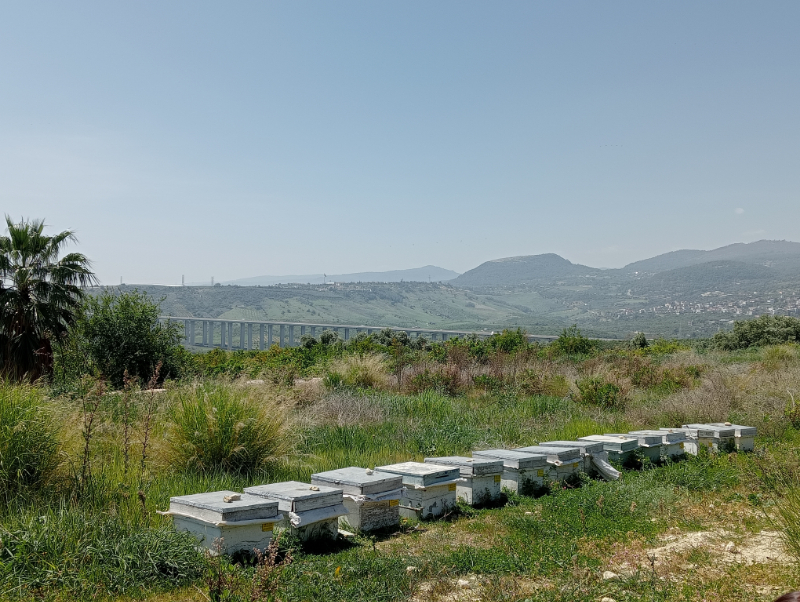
left=712, top=315, right=800, bottom=350
left=575, top=377, right=623, bottom=409
left=407, top=366, right=462, bottom=396
left=0, top=383, right=59, bottom=500
left=551, top=325, right=597, bottom=355
left=630, top=332, right=649, bottom=349
left=518, top=370, right=570, bottom=397
left=325, top=354, right=389, bottom=389
left=168, top=383, right=289, bottom=474
left=59, top=289, right=186, bottom=387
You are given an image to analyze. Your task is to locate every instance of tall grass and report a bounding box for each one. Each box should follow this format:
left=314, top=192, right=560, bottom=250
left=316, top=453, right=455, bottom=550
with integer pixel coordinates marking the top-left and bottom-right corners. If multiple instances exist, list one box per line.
left=0, top=383, right=59, bottom=501
left=167, top=383, right=290, bottom=474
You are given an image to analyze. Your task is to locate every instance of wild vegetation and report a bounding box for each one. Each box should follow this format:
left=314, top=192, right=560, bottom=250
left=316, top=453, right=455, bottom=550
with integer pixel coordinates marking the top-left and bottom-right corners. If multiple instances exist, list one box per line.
left=2, top=220, right=800, bottom=601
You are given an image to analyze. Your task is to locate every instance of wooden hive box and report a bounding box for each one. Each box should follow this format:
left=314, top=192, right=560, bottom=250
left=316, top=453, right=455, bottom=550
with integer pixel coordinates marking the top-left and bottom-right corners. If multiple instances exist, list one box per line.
left=244, top=481, right=346, bottom=541
left=537, top=440, right=608, bottom=476
left=707, top=422, right=756, bottom=451
left=579, top=435, right=640, bottom=465
left=606, top=433, right=663, bottom=463
left=376, top=462, right=460, bottom=519
left=682, top=423, right=738, bottom=452
left=310, top=467, right=403, bottom=532
left=424, top=456, right=504, bottom=506
left=471, top=450, right=549, bottom=495
left=514, top=445, right=583, bottom=481
left=629, top=430, right=688, bottom=459
left=660, top=427, right=716, bottom=455
left=166, top=491, right=280, bottom=555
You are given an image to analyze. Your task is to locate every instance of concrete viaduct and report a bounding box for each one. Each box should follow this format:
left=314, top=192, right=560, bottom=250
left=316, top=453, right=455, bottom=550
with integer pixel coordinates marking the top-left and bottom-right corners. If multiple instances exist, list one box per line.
left=159, top=316, right=559, bottom=350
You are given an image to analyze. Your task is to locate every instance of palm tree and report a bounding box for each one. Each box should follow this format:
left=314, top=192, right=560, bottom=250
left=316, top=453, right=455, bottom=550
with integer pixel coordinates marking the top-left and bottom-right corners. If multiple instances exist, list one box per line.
left=0, top=217, right=96, bottom=381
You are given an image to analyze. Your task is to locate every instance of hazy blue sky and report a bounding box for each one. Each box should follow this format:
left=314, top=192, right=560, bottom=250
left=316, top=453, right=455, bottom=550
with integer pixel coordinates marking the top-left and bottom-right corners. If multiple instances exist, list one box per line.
left=2, top=2, right=799, bottom=284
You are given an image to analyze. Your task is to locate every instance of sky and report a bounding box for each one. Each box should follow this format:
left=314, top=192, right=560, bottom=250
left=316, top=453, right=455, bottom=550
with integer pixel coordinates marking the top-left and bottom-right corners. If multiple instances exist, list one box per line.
left=2, top=2, right=799, bottom=285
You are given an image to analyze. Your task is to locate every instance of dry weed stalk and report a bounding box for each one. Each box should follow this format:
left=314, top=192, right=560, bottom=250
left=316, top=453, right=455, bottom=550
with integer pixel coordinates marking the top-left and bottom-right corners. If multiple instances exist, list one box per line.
left=140, top=361, right=162, bottom=477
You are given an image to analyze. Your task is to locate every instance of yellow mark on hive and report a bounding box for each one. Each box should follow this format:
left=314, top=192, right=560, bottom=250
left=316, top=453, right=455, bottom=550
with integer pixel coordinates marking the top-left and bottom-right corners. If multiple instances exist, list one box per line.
left=389, top=499, right=399, bottom=507
left=261, top=523, right=274, bottom=532
left=537, top=469, right=544, bottom=477
left=448, top=483, right=456, bottom=491
left=494, top=475, right=501, bottom=483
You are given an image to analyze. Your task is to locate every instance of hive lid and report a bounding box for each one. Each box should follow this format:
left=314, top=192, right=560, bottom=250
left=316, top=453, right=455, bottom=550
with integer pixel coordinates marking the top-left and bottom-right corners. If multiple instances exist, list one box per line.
left=629, top=430, right=686, bottom=444
left=376, top=462, right=460, bottom=486
left=607, top=433, right=662, bottom=446
left=538, top=440, right=605, bottom=455
left=661, top=426, right=716, bottom=438
left=579, top=435, right=640, bottom=452
left=243, top=481, right=343, bottom=513
left=472, top=449, right=549, bottom=470
left=707, top=422, right=757, bottom=437
left=424, top=456, right=503, bottom=477
left=169, top=491, right=279, bottom=523
left=310, top=467, right=402, bottom=496
left=682, top=423, right=736, bottom=438
left=514, top=445, right=581, bottom=463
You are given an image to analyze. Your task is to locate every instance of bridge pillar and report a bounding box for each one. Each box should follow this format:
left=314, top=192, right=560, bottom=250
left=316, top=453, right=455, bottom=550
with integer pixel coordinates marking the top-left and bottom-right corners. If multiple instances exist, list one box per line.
left=311, top=326, right=316, bottom=338
left=228, top=323, right=233, bottom=350
left=279, top=324, right=285, bottom=347
left=289, top=325, right=295, bottom=347
left=259, top=324, right=264, bottom=350
left=344, top=328, right=349, bottom=341
left=247, top=323, right=253, bottom=350
left=267, top=324, right=273, bottom=348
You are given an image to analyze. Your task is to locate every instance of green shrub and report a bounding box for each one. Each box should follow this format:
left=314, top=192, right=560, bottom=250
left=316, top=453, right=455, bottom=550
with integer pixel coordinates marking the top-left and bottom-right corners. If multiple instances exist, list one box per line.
left=551, top=325, right=597, bottom=355
left=712, top=314, right=800, bottom=350
left=485, top=328, right=528, bottom=354
left=518, top=370, right=570, bottom=397
left=168, top=384, right=289, bottom=474
left=575, top=377, right=623, bottom=408
left=326, top=354, right=389, bottom=389
left=0, top=383, right=59, bottom=500
left=407, top=367, right=462, bottom=396
left=630, top=332, right=649, bottom=349
left=60, top=289, right=186, bottom=387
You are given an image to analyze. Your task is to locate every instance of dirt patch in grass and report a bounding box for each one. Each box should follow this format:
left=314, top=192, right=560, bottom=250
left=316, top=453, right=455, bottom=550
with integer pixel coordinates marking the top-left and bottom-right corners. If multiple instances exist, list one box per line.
left=410, top=574, right=550, bottom=602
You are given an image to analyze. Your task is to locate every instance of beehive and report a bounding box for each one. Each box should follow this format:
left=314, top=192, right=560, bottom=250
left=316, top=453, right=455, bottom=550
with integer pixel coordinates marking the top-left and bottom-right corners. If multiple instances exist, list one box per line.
left=471, top=450, right=549, bottom=495
left=166, top=491, right=280, bottom=555
left=628, top=430, right=687, bottom=459
left=607, top=433, right=662, bottom=463
left=243, top=481, right=346, bottom=541
left=513, top=445, right=583, bottom=481
left=376, top=462, right=459, bottom=519
left=707, top=422, right=756, bottom=452
left=424, top=456, right=503, bottom=505
left=682, top=423, right=737, bottom=452
left=660, top=427, right=716, bottom=455
left=537, top=440, right=609, bottom=475
left=579, top=435, right=640, bottom=465
left=310, top=467, right=403, bottom=532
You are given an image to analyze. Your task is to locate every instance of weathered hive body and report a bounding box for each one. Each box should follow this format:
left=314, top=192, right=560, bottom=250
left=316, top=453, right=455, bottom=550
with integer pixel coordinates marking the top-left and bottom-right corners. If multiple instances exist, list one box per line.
left=707, top=423, right=756, bottom=452
left=376, top=462, right=459, bottom=519
left=471, top=450, right=549, bottom=495
left=682, top=424, right=737, bottom=452
left=243, top=481, right=346, bottom=541
left=579, top=435, right=640, bottom=464
left=537, top=440, right=608, bottom=475
left=310, top=467, right=403, bottom=532
left=424, top=456, right=503, bottom=505
left=167, top=491, right=280, bottom=554
left=514, top=445, right=582, bottom=481
left=660, top=427, right=716, bottom=455
left=629, top=430, right=688, bottom=459
left=607, top=433, right=663, bottom=463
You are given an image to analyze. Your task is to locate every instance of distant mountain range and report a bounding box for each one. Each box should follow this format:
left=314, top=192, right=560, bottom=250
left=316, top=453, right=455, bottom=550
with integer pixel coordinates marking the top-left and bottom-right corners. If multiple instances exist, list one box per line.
left=454, top=240, right=800, bottom=288
left=220, top=265, right=459, bottom=286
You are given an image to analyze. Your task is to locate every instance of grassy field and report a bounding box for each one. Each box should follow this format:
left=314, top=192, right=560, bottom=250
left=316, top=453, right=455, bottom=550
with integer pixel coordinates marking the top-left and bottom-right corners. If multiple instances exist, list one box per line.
left=3, top=340, right=800, bottom=601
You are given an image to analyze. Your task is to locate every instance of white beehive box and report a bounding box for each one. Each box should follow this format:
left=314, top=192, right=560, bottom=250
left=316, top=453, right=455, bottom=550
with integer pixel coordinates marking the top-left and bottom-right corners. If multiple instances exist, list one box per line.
left=707, top=422, right=756, bottom=451
left=682, top=423, right=738, bottom=452
left=244, top=481, right=346, bottom=541
left=514, top=445, right=583, bottom=481
left=166, top=491, right=280, bottom=555
left=660, top=427, right=716, bottom=455
left=579, top=435, right=640, bottom=464
left=629, top=430, right=688, bottom=459
left=537, top=440, right=608, bottom=475
left=376, top=462, right=460, bottom=519
left=424, top=456, right=503, bottom=505
left=606, top=433, right=662, bottom=463
left=471, top=450, right=549, bottom=495
left=310, top=467, right=403, bottom=532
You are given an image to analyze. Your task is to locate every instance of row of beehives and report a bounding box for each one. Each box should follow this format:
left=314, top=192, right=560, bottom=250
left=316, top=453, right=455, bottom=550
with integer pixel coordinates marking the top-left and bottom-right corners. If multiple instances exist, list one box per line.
left=162, top=422, right=755, bottom=555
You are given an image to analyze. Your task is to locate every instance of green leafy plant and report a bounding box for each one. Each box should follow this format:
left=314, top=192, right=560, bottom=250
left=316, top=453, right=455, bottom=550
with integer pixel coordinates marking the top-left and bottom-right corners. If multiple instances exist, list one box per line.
left=552, top=325, right=597, bottom=355
left=168, top=383, right=289, bottom=474
left=0, top=216, right=96, bottom=381
left=575, top=377, right=623, bottom=409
